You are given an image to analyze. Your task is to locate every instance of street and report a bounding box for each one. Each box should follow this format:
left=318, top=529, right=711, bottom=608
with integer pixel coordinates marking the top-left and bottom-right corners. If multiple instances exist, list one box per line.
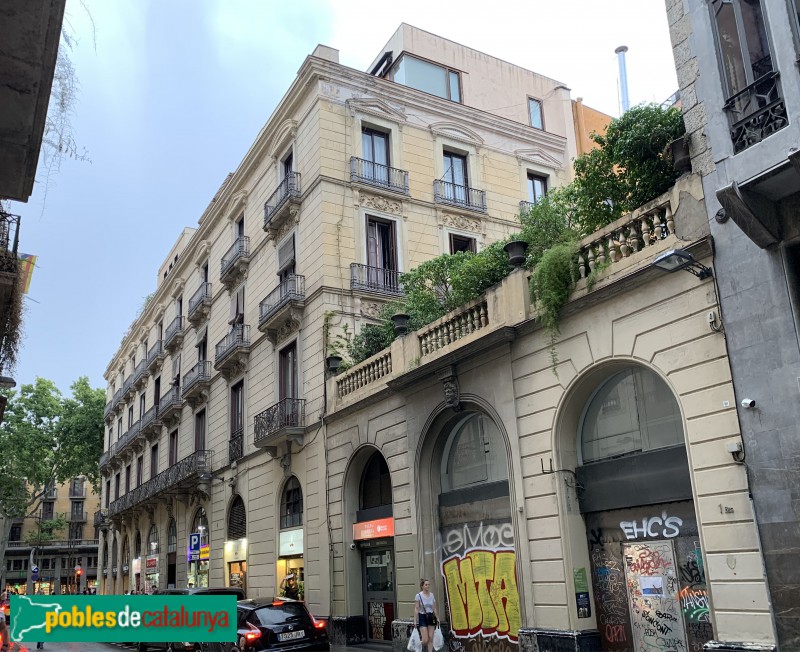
left=6, top=645, right=129, bottom=652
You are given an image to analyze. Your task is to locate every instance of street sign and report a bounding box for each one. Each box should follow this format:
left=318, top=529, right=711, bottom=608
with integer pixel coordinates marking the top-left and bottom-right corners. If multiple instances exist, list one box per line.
left=32, top=565, right=39, bottom=574
left=189, top=532, right=201, bottom=554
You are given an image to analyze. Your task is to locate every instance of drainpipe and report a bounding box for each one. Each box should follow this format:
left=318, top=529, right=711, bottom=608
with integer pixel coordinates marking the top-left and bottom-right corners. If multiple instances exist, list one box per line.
left=615, top=46, right=630, bottom=114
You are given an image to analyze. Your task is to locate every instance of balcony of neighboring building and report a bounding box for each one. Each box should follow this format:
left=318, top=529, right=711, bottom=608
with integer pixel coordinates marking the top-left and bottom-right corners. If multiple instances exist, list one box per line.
left=94, top=508, right=110, bottom=531
left=164, top=315, right=185, bottom=353
left=139, top=403, right=162, bottom=440
left=258, top=275, right=305, bottom=345
left=253, top=397, right=305, bottom=455
left=5, top=537, right=99, bottom=551
left=350, top=263, right=403, bottom=296
left=433, top=180, right=487, bottom=213
left=147, top=339, right=165, bottom=374
left=350, top=157, right=409, bottom=195
left=187, top=282, right=213, bottom=327
left=133, top=358, right=149, bottom=390
left=220, top=236, right=250, bottom=291
left=214, top=324, right=251, bottom=378
left=158, top=385, right=183, bottom=425
left=263, top=172, right=301, bottom=241
left=182, top=360, right=212, bottom=406
left=108, top=449, right=213, bottom=518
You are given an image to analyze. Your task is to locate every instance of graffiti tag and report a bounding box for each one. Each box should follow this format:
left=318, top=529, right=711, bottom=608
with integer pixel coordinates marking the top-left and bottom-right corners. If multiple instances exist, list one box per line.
left=620, top=511, right=683, bottom=540
left=442, top=522, right=514, bottom=557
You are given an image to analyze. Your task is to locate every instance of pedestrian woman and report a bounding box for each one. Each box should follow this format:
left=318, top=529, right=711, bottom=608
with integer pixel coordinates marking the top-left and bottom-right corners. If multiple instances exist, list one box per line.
left=414, top=579, right=439, bottom=652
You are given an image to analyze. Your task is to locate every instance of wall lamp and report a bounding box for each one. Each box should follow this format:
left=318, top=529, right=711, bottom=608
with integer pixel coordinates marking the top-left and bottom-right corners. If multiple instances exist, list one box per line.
left=652, top=249, right=713, bottom=280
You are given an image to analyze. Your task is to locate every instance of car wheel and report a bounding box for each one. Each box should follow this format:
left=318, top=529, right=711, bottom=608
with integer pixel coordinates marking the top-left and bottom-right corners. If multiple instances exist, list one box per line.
left=138, top=644, right=150, bottom=652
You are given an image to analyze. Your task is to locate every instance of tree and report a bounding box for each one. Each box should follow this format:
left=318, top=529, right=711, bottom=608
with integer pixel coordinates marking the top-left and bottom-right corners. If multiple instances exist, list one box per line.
left=0, top=376, right=105, bottom=563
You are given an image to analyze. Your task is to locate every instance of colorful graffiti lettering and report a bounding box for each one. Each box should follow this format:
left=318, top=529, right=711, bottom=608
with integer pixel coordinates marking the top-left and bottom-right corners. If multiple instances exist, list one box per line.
left=604, top=624, right=626, bottom=643
left=679, top=587, right=710, bottom=623
left=627, top=546, right=673, bottom=575
left=441, top=549, right=521, bottom=641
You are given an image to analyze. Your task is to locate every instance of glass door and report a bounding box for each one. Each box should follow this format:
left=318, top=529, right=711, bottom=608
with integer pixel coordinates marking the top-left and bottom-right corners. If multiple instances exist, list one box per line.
left=363, top=547, right=395, bottom=641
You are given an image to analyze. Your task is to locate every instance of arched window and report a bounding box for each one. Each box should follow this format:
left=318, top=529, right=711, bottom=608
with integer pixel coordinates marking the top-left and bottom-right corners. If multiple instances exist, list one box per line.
left=360, top=452, right=392, bottom=510
left=134, top=531, right=141, bottom=558
left=441, top=413, right=507, bottom=492
left=167, top=519, right=177, bottom=555
left=101, top=542, right=108, bottom=569
left=192, top=508, right=209, bottom=545
left=147, top=524, right=159, bottom=555
left=280, top=477, right=303, bottom=529
left=228, top=495, right=247, bottom=540
left=121, top=536, right=129, bottom=567
left=111, top=538, right=118, bottom=568
left=580, top=366, right=683, bottom=463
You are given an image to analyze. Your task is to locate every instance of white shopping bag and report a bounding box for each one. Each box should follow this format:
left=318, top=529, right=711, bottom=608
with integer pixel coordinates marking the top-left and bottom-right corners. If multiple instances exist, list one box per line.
left=408, top=627, right=422, bottom=652
left=433, top=625, right=445, bottom=651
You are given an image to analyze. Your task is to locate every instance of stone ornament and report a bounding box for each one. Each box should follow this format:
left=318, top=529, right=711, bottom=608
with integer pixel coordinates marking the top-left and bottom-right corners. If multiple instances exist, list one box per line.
left=439, top=366, right=462, bottom=412
left=442, top=213, right=482, bottom=233
left=359, top=192, right=402, bottom=215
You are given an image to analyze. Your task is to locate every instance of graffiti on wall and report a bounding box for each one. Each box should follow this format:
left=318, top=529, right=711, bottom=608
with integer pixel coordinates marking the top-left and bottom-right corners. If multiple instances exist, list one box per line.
left=440, top=520, right=520, bottom=652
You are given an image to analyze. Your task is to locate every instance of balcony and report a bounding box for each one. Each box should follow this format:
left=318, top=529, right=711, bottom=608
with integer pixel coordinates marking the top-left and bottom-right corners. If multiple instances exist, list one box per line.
left=108, top=449, right=213, bottom=517
left=140, top=404, right=162, bottom=440
left=158, top=385, right=183, bottom=425
left=263, top=172, right=301, bottom=241
left=114, top=419, right=141, bottom=461
left=147, top=339, right=165, bottom=374
left=229, top=429, right=244, bottom=464
left=350, top=157, right=409, bottom=195
left=5, top=539, right=99, bottom=550
left=182, top=360, right=212, bottom=406
left=258, top=275, right=305, bottom=344
left=350, top=263, right=403, bottom=296
left=433, top=180, right=487, bottom=213
left=254, top=397, right=305, bottom=455
left=100, top=446, right=114, bottom=475
left=111, top=389, right=124, bottom=416
left=67, top=511, right=87, bottom=523
left=133, top=358, right=149, bottom=390
left=220, top=236, right=250, bottom=290
left=164, top=316, right=185, bottom=353
left=215, top=324, right=251, bottom=378
left=121, top=374, right=134, bottom=401
left=94, top=509, right=110, bottom=530
left=104, top=401, right=113, bottom=420
left=724, top=71, right=787, bottom=154
left=188, top=282, right=213, bottom=327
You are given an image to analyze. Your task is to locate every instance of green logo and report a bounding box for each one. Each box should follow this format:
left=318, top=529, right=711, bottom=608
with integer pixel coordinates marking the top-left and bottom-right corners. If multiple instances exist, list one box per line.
left=10, top=595, right=237, bottom=643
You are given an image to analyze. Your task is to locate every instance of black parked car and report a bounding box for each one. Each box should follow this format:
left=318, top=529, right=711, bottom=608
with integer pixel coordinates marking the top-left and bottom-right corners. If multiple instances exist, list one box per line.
left=234, top=598, right=329, bottom=652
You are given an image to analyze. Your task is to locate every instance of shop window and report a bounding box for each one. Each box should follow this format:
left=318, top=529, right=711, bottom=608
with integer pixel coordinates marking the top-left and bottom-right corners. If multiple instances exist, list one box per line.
left=580, top=366, right=683, bottom=463
left=360, top=453, right=392, bottom=510
left=189, top=508, right=209, bottom=588
left=228, top=495, right=247, bottom=540
left=441, top=413, right=508, bottom=492
left=280, top=476, right=303, bottom=529
left=147, top=524, right=159, bottom=555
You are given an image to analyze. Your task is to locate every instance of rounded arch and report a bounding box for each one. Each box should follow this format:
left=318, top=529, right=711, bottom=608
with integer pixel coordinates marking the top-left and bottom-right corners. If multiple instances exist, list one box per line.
left=228, top=494, right=247, bottom=540
left=279, top=476, right=303, bottom=529
left=147, top=523, right=159, bottom=555
left=121, top=535, right=130, bottom=569
left=167, top=518, right=177, bottom=554
left=192, top=506, right=209, bottom=543
left=360, top=450, right=393, bottom=511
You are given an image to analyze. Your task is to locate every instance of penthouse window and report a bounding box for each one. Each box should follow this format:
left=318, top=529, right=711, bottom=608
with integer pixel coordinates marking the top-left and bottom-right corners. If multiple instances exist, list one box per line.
left=388, top=54, right=461, bottom=103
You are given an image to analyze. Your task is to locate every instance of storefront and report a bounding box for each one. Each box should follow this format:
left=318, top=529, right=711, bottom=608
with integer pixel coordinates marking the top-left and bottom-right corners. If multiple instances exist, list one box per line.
left=132, top=556, right=141, bottom=593
left=277, top=528, right=303, bottom=596
left=167, top=518, right=177, bottom=588
left=146, top=524, right=160, bottom=592
left=188, top=507, right=210, bottom=588
left=226, top=495, right=248, bottom=593
left=277, top=478, right=304, bottom=600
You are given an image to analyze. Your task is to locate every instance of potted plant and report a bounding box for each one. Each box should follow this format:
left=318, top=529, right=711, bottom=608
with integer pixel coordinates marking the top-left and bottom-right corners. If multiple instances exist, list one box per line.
left=391, top=312, right=411, bottom=335
left=325, top=354, right=343, bottom=375
left=503, top=240, right=529, bottom=267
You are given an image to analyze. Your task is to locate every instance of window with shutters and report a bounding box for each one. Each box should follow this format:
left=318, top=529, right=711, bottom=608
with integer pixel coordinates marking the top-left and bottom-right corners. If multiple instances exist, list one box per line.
left=42, top=501, right=54, bottom=520
left=172, top=353, right=182, bottom=389
left=229, top=284, right=245, bottom=326
left=278, top=234, right=296, bottom=283
left=231, top=380, right=244, bottom=438
left=169, top=430, right=178, bottom=466
left=117, top=416, right=123, bottom=440
left=195, top=409, right=206, bottom=451
left=197, top=328, right=208, bottom=363
left=139, top=392, right=146, bottom=419
left=128, top=405, right=134, bottom=428
left=151, top=443, right=159, bottom=479
left=136, top=456, right=143, bottom=487
left=228, top=495, right=247, bottom=540
left=125, top=465, right=131, bottom=493
left=279, top=342, right=298, bottom=401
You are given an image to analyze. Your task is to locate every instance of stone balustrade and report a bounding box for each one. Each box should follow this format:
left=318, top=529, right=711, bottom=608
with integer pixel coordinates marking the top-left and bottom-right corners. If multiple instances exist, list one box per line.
left=336, top=350, right=393, bottom=399
left=418, top=298, right=489, bottom=357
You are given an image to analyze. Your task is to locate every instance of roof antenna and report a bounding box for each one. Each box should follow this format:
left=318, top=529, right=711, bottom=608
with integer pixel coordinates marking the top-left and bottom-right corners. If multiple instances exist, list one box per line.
left=615, top=45, right=630, bottom=114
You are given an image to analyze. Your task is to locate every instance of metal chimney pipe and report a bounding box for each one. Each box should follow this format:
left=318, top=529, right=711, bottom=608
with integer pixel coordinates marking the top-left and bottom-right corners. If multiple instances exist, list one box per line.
left=615, top=45, right=630, bottom=113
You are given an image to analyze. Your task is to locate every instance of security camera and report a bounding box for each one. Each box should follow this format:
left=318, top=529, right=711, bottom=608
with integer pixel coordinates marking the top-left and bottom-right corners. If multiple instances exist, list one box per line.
left=349, top=543, right=357, bottom=550
left=741, top=398, right=756, bottom=409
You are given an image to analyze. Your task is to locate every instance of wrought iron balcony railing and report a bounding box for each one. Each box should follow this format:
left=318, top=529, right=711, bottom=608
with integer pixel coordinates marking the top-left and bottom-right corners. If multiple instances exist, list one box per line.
left=254, top=398, right=305, bottom=447
left=67, top=511, right=88, bottom=523
left=111, top=389, right=123, bottom=412
left=229, top=429, right=244, bottom=464
left=147, top=339, right=164, bottom=371
left=108, top=449, right=213, bottom=517
left=182, top=360, right=212, bottom=398
left=188, top=282, right=212, bottom=325
left=264, top=172, right=301, bottom=230
left=122, top=374, right=133, bottom=398
left=140, top=404, right=161, bottom=437
left=158, top=385, right=183, bottom=422
left=724, top=71, right=787, bottom=154
left=133, top=358, right=148, bottom=387
left=93, top=509, right=109, bottom=529
left=350, top=157, right=409, bottom=194
left=220, top=236, right=250, bottom=282
left=350, top=263, right=403, bottom=295
left=100, top=447, right=113, bottom=471
left=215, top=324, right=250, bottom=366
left=6, top=539, right=99, bottom=549
left=164, top=316, right=185, bottom=351
left=0, top=210, right=20, bottom=273
left=115, top=419, right=141, bottom=457
left=433, top=180, right=487, bottom=213
left=259, top=275, right=305, bottom=326
left=104, top=401, right=113, bottom=419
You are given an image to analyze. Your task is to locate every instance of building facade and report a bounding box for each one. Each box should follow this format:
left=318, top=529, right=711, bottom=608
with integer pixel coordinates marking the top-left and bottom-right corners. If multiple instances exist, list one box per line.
left=97, top=22, right=608, bottom=626
left=665, top=0, right=800, bottom=647
left=3, top=477, right=100, bottom=594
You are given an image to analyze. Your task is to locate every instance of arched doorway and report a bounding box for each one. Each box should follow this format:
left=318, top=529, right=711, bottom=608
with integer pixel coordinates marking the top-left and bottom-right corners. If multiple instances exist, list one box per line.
left=133, top=530, right=142, bottom=592
left=167, top=518, right=177, bottom=588
left=146, top=524, right=159, bottom=592
left=226, top=495, right=247, bottom=593
left=564, top=364, right=711, bottom=651
left=188, top=508, right=209, bottom=588
left=121, top=536, right=130, bottom=592
left=277, top=477, right=304, bottom=599
left=430, top=411, right=520, bottom=650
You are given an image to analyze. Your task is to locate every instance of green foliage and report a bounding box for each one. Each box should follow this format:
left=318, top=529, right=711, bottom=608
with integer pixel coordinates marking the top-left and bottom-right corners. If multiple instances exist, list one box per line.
left=530, top=241, right=580, bottom=372
left=519, top=188, right=578, bottom=266
left=25, top=514, right=66, bottom=547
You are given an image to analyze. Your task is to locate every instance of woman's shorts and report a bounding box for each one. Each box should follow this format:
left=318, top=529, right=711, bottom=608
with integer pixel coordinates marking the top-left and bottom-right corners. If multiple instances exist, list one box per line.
left=418, top=613, right=435, bottom=628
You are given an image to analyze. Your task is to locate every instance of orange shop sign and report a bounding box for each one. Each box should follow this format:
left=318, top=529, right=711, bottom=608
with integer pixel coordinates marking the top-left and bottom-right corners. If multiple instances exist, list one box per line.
left=353, top=517, right=394, bottom=541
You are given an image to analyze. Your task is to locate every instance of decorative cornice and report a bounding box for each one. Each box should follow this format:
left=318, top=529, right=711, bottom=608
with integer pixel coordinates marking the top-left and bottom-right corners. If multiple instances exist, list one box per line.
left=194, top=240, right=211, bottom=266
left=346, top=97, right=407, bottom=124
left=269, top=119, right=299, bottom=160
left=429, top=122, right=485, bottom=148
left=441, top=212, right=482, bottom=233
left=356, top=190, right=402, bottom=215
left=171, top=277, right=185, bottom=299
left=515, top=147, right=565, bottom=170
left=226, top=190, right=248, bottom=222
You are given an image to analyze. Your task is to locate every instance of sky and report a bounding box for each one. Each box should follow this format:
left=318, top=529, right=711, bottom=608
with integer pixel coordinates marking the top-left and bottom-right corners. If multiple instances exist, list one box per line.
left=12, top=0, right=678, bottom=394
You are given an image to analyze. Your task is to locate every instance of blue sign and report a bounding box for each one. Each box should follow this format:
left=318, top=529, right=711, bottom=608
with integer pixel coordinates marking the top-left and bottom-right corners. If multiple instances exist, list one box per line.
left=189, top=533, right=201, bottom=554
left=31, top=565, right=39, bottom=581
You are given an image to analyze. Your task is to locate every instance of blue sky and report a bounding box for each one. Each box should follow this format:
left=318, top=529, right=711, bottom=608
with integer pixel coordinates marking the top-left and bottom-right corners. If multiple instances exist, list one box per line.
left=12, top=0, right=678, bottom=393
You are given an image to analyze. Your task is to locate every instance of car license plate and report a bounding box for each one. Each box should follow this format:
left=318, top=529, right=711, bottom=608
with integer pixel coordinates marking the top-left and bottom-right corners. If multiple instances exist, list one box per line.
left=279, top=630, right=305, bottom=641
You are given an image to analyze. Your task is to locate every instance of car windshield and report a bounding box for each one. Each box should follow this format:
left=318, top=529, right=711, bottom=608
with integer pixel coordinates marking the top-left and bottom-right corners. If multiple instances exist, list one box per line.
left=250, top=603, right=309, bottom=627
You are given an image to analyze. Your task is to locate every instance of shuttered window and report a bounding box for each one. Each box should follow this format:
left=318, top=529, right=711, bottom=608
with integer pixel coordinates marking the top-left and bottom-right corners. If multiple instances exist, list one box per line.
left=228, top=495, right=247, bottom=540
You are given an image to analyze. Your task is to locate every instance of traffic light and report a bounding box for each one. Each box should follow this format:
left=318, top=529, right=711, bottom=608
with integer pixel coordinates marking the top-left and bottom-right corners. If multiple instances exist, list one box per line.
left=75, top=564, right=83, bottom=580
